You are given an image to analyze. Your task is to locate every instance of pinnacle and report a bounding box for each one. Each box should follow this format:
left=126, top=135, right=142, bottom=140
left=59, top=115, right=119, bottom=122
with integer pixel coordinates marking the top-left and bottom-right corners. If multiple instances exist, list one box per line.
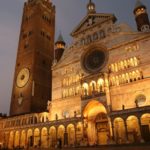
left=57, top=32, right=65, bottom=43
left=135, top=0, right=145, bottom=9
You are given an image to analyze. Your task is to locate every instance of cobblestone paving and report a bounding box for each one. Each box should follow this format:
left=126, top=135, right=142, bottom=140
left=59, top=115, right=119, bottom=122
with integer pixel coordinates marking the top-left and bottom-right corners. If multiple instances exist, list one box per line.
left=61, top=145, right=150, bottom=150
left=28, top=144, right=150, bottom=150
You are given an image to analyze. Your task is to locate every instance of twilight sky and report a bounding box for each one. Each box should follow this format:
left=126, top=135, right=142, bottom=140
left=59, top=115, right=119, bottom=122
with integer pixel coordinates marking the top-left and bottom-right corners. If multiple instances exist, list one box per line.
left=0, top=0, right=150, bottom=115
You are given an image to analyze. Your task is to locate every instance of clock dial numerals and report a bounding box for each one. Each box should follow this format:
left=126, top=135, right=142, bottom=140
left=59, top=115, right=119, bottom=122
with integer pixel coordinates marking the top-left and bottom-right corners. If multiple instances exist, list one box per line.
left=16, top=68, right=30, bottom=88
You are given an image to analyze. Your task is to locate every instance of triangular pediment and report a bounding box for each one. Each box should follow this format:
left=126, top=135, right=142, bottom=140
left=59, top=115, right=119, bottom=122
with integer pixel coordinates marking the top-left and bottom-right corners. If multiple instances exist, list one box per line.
left=71, top=13, right=116, bottom=36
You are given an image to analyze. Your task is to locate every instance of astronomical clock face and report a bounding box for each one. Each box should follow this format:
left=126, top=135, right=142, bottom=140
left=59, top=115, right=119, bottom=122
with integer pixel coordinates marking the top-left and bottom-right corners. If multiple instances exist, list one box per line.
left=82, top=49, right=107, bottom=73
left=16, top=68, right=30, bottom=88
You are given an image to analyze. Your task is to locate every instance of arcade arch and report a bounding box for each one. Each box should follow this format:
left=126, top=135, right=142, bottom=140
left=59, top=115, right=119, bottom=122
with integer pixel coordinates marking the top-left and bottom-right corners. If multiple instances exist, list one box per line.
left=20, top=130, right=26, bottom=148
left=49, top=126, right=56, bottom=148
left=57, top=125, right=65, bottom=146
left=141, top=113, right=150, bottom=142
left=34, top=128, right=40, bottom=147
left=113, top=117, right=126, bottom=144
left=41, top=127, right=48, bottom=148
left=27, top=129, right=33, bottom=147
left=14, top=131, right=20, bottom=148
left=126, top=116, right=140, bottom=143
left=83, top=100, right=110, bottom=145
left=8, top=131, right=14, bottom=149
left=76, top=122, right=83, bottom=145
left=67, top=124, right=75, bottom=146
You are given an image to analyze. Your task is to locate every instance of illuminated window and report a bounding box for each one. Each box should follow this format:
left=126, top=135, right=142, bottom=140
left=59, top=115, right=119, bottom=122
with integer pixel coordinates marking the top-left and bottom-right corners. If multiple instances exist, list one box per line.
left=82, top=83, right=89, bottom=96
left=90, top=81, right=97, bottom=93
left=97, top=78, right=104, bottom=92
left=125, top=44, right=139, bottom=52
left=109, top=57, right=139, bottom=72
left=110, top=70, right=143, bottom=86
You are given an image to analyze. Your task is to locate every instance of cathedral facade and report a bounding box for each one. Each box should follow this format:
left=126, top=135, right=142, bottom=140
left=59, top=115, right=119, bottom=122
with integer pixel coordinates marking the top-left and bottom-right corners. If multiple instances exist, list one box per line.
left=0, top=0, right=150, bottom=149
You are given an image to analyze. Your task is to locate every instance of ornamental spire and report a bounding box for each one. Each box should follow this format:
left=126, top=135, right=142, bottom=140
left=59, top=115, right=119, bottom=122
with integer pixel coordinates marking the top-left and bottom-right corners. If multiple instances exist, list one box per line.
left=135, top=0, right=145, bottom=10
left=87, top=0, right=96, bottom=14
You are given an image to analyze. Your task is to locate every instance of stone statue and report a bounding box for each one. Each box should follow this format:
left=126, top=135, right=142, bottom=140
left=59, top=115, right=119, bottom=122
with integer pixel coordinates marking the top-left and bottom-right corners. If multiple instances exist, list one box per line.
left=47, top=100, right=52, bottom=112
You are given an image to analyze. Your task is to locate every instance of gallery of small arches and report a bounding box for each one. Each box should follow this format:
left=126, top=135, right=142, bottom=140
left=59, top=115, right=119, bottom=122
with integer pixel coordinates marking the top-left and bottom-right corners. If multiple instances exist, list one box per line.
left=112, top=114, right=150, bottom=143
left=3, top=101, right=150, bottom=149
left=4, top=113, right=49, bottom=128
left=6, top=123, right=83, bottom=149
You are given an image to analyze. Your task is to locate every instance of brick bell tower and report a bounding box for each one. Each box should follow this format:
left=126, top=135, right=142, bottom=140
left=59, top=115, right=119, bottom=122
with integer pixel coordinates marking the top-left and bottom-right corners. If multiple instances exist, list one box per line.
left=10, top=0, right=55, bottom=116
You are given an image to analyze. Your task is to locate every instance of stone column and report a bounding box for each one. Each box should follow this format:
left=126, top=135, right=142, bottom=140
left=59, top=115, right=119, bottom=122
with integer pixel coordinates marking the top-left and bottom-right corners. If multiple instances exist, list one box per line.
left=138, top=119, right=142, bottom=133
left=25, top=130, right=28, bottom=149
left=33, top=116, right=35, bottom=124
left=64, top=126, right=68, bottom=147
left=19, top=130, right=21, bottom=148
left=3, top=132, right=5, bottom=148
left=124, top=119, right=129, bottom=141
left=39, top=128, right=42, bottom=148
left=55, top=126, right=58, bottom=147
left=137, top=116, right=144, bottom=143
left=74, top=123, right=77, bottom=147
left=111, top=122, right=115, bottom=140
left=56, top=126, right=58, bottom=140
left=13, top=131, right=15, bottom=149
left=31, top=128, right=34, bottom=147
left=3, top=132, right=9, bottom=149
left=7, top=132, right=10, bottom=149
left=104, top=73, right=112, bottom=113
left=47, top=127, right=50, bottom=148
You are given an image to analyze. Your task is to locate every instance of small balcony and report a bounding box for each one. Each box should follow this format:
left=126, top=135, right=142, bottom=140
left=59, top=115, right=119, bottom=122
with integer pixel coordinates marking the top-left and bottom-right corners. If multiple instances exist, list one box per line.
left=81, top=90, right=106, bottom=100
left=80, top=74, right=107, bottom=100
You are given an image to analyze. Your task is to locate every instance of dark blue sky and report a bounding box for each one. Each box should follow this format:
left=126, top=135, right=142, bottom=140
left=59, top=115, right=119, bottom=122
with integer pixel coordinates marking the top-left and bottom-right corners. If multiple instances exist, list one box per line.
left=0, top=0, right=150, bottom=114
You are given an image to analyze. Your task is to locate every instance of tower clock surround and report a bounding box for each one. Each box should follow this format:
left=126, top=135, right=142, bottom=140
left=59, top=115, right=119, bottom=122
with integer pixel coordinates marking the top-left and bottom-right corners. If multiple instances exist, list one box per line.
left=16, top=68, right=30, bottom=88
